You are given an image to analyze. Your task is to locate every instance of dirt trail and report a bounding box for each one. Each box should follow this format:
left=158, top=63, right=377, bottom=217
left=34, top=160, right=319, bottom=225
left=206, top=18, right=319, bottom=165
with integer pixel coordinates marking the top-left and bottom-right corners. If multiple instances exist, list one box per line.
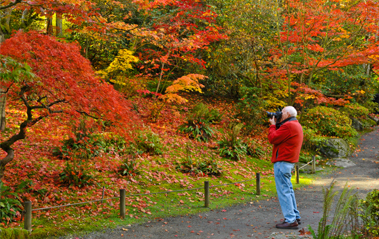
left=64, top=127, right=379, bottom=239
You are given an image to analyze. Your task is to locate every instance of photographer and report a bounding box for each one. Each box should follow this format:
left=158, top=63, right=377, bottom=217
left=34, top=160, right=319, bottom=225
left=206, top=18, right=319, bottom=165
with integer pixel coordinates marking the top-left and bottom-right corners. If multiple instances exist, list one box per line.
left=268, top=106, right=303, bottom=229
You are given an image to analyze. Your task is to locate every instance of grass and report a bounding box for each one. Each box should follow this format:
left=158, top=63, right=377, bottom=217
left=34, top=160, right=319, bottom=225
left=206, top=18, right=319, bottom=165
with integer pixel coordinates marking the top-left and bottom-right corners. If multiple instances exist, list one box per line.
left=16, top=155, right=320, bottom=239
left=1, top=134, right=338, bottom=239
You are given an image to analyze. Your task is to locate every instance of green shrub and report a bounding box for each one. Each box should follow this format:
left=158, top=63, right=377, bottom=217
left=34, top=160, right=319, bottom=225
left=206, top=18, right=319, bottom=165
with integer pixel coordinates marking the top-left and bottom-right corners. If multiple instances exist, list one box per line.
left=53, top=133, right=128, bottom=159
left=178, top=119, right=214, bottom=142
left=53, top=136, right=100, bottom=159
left=308, top=182, right=361, bottom=239
left=302, top=106, right=358, bottom=139
left=178, top=103, right=221, bottom=142
left=299, top=152, right=322, bottom=164
left=0, top=182, right=22, bottom=224
left=363, top=189, right=379, bottom=221
left=146, top=79, right=172, bottom=95
left=188, top=103, right=223, bottom=124
left=218, top=123, right=247, bottom=161
left=131, top=129, right=163, bottom=155
left=360, top=118, right=377, bottom=128
left=52, top=118, right=97, bottom=159
left=95, top=134, right=128, bottom=154
left=245, top=139, right=266, bottom=158
left=302, top=126, right=329, bottom=151
left=341, top=103, right=369, bottom=118
left=360, top=189, right=379, bottom=236
left=362, top=100, right=379, bottom=114
left=118, top=156, right=139, bottom=177
left=59, top=162, right=95, bottom=188
left=0, top=228, right=29, bottom=239
left=340, top=103, right=376, bottom=129
left=176, top=158, right=222, bottom=176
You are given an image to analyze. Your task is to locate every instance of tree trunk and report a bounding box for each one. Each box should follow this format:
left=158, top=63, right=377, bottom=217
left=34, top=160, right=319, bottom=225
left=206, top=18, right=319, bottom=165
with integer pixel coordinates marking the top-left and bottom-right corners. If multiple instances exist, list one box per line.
left=47, top=17, right=53, bottom=35
left=56, top=14, right=63, bottom=36
left=0, top=27, right=5, bottom=43
left=0, top=148, right=14, bottom=181
left=0, top=93, right=6, bottom=131
left=20, top=9, right=29, bottom=29
left=0, top=27, right=5, bottom=131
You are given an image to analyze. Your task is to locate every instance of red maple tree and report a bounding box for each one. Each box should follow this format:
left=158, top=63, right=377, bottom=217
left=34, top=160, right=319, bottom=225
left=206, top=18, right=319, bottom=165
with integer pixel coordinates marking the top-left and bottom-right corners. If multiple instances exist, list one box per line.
left=0, top=30, right=139, bottom=180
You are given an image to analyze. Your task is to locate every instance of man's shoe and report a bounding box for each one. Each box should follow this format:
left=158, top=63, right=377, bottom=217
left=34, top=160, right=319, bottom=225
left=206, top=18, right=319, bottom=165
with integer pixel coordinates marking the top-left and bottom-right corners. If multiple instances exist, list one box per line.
left=276, top=221, right=299, bottom=229
left=281, top=218, right=301, bottom=225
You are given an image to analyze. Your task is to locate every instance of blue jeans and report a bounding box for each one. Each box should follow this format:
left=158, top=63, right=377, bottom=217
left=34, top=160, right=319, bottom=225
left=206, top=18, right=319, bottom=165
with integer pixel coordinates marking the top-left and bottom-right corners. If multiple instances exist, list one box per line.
left=274, top=161, right=300, bottom=223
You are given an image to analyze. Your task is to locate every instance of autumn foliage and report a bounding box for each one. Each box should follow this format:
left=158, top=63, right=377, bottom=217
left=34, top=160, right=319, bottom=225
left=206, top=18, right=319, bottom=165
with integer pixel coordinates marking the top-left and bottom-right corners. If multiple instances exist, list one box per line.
left=1, top=0, right=379, bottom=236
left=0, top=31, right=139, bottom=180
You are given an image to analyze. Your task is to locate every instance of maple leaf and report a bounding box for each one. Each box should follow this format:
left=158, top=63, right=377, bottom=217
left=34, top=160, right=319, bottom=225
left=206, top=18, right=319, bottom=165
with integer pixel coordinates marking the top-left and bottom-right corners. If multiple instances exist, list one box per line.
left=299, top=228, right=311, bottom=235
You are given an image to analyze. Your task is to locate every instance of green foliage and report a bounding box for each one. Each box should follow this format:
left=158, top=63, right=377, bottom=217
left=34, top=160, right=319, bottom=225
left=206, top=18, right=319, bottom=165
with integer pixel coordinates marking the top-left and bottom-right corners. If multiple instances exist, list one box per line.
left=318, top=66, right=375, bottom=104
left=118, top=156, right=139, bottom=177
left=146, top=79, right=172, bottom=95
left=234, top=86, right=267, bottom=134
left=95, top=134, right=128, bottom=154
left=341, top=103, right=369, bottom=118
left=176, top=144, right=222, bottom=176
left=218, top=123, right=247, bottom=161
left=52, top=136, right=99, bottom=160
left=340, top=103, right=376, bottom=128
left=308, top=181, right=360, bottom=239
left=360, top=118, right=377, bottom=128
left=245, top=139, right=266, bottom=158
left=302, top=106, right=358, bottom=139
left=59, top=162, right=95, bottom=188
left=176, top=157, right=222, bottom=176
left=0, top=182, right=22, bottom=224
left=364, top=189, right=379, bottom=220
left=0, top=56, right=35, bottom=83
left=360, top=189, right=379, bottom=236
left=178, top=103, right=221, bottom=142
left=302, top=126, right=329, bottom=152
left=53, top=123, right=128, bottom=160
left=178, top=119, right=214, bottom=142
left=204, top=0, right=277, bottom=98
left=188, top=103, right=223, bottom=124
left=131, top=129, right=163, bottom=155
left=0, top=228, right=29, bottom=239
left=299, top=152, right=322, bottom=164
left=362, top=101, right=379, bottom=114
left=53, top=120, right=98, bottom=159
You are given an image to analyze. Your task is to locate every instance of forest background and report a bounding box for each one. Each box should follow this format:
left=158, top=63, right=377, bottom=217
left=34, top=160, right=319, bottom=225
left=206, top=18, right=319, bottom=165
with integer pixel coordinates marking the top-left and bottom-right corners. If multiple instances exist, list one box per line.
left=0, top=0, right=379, bottom=238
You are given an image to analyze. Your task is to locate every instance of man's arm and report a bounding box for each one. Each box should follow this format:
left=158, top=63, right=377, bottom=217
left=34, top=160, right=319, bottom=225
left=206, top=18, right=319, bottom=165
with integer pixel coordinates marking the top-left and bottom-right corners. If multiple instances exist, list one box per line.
left=268, top=124, right=291, bottom=145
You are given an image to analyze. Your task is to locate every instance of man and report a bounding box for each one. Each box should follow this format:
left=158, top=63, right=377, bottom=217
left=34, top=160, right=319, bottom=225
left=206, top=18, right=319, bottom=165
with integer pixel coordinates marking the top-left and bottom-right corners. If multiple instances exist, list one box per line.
left=268, top=106, right=303, bottom=229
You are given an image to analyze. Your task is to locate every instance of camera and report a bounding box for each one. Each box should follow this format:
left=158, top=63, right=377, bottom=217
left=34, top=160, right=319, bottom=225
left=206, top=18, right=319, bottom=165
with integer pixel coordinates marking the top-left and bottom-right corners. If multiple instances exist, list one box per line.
left=266, top=107, right=283, bottom=122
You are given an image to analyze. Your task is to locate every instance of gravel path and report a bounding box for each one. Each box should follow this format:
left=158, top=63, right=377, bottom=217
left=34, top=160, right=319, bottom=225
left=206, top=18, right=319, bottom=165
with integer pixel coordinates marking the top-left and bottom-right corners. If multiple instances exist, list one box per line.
left=64, top=127, right=379, bottom=239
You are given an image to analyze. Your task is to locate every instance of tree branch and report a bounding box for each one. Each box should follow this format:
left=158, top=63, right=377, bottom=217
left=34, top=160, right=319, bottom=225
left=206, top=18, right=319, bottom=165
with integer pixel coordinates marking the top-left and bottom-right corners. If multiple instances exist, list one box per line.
left=0, top=147, right=14, bottom=167
left=0, top=82, right=13, bottom=94
left=0, top=0, right=22, bottom=11
left=31, top=98, right=66, bottom=113
left=76, top=111, right=100, bottom=120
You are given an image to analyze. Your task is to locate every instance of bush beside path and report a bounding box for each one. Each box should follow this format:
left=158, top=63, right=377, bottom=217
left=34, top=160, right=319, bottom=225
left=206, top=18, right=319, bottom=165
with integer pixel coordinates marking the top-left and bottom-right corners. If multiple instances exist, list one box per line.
left=62, top=127, right=379, bottom=239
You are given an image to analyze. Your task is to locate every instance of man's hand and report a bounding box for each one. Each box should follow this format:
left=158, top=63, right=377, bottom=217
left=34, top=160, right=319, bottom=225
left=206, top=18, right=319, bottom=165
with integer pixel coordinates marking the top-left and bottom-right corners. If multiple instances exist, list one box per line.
left=269, top=116, right=276, bottom=126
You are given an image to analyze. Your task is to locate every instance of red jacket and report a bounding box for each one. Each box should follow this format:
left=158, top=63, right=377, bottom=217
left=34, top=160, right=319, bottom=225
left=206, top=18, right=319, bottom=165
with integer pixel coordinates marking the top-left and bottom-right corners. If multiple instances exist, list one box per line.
left=268, top=119, right=303, bottom=164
